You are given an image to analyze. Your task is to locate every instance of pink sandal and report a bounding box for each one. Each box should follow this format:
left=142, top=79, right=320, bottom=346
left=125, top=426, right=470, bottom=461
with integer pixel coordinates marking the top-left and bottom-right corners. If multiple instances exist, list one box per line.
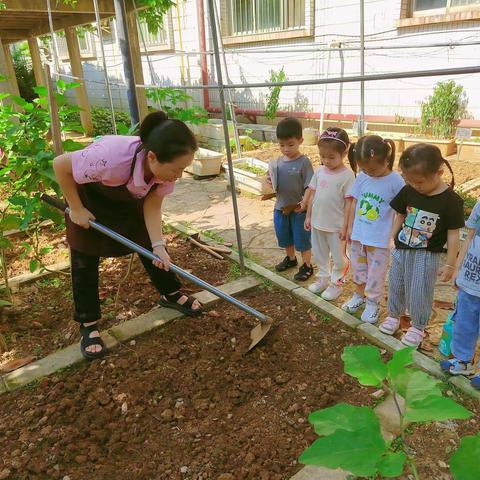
left=379, top=317, right=400, bottom=335
left=401, top=326, right=425, bottom=348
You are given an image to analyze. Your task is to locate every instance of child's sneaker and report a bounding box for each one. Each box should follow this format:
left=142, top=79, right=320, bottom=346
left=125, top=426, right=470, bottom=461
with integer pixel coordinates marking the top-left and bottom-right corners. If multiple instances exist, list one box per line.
left=342, top=293, right=366, bottom=313
left=321, top=284, right=342, bottom=301
left=294, top=263, right=314, bottom=281
left=361, top=301, right=380, bottom=323
left=401, top=326, right=425, bottom=348
left=275, top=256, right=298, bottom=272
left=308, top=278, right=329, bottom=294
left=379, top=316, right=400, bottom=335
left=440, top=358, right=474, bottom=376
left=471, top=376, right=480, bottom=390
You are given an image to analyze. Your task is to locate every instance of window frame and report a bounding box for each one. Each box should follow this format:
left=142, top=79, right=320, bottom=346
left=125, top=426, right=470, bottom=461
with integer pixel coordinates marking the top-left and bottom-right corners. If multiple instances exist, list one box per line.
left=56, top=30, right=97, bottom=62
left=138, top=13, right=174, bottom=54
left=412, top=0, right=480, bottom=17
left=220, top=0, right=314, bottom=46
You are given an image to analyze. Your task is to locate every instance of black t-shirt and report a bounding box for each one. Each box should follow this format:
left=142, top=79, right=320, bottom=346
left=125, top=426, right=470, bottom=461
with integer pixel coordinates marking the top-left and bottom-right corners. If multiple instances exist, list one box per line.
left=390, top=185, right=465, bottom=252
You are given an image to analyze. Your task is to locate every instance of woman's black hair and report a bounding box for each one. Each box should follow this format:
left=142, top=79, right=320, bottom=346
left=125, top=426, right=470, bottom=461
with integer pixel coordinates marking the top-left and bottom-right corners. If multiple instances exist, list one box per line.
left=139, top=110, right=198, bottom=163
left=400, top=143, right=455, bottom=188
left=317, top=127, right=355, bottom=172
left=348, top=135, right=396, bottom=172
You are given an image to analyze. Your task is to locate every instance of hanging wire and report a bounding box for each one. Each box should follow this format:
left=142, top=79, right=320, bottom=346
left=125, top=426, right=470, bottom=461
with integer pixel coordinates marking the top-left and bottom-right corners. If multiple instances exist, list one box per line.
left=45, top=0, right=61, bottom=77
left=92, top=0, right=117, bottom=134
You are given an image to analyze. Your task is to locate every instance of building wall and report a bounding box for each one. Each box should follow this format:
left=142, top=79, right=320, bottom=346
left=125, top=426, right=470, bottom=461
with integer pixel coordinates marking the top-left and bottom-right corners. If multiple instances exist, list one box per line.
left=67, top=0, right=480, bottom=121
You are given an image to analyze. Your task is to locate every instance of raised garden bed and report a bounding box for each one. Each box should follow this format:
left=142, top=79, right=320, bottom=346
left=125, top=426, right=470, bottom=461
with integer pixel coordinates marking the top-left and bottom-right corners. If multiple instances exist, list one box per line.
left=403, top=137, right=457, bottom=157
left=184, top=148, right=224, bottom=177
left=456, top=138, right=480, bottom=162
left=223, top=158, right=273, bottom=196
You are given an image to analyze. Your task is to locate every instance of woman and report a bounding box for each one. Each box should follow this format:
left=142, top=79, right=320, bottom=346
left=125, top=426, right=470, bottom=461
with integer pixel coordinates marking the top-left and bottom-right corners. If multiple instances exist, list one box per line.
left=53, top=111, right=202, bottom=360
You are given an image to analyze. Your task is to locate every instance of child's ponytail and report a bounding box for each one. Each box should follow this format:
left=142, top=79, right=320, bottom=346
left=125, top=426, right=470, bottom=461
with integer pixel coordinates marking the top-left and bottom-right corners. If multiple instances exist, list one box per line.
left=443, top=159, right=455, bottom=188
left=138, top=110, right=197, bottom=163
left=347, top=142, right=358, bottom=174
left=384, top=139, right=396, bottom=171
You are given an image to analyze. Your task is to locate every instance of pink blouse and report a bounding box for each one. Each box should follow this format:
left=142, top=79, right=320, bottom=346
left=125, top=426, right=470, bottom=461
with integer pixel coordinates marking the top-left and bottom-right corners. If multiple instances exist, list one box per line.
left=71, top=135, right=175, bottom=198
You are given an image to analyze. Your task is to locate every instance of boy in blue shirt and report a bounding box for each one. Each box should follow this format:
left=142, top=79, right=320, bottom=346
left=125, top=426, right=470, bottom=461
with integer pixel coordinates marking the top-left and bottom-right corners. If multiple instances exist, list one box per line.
left=268, top=117, right=314, bottom=281
left=441, top=201, right=480, bottom=389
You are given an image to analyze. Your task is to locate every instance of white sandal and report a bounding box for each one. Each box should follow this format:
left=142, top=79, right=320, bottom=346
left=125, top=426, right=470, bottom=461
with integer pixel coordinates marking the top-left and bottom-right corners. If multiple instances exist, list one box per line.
left=378, top=316, right=400, bottom=335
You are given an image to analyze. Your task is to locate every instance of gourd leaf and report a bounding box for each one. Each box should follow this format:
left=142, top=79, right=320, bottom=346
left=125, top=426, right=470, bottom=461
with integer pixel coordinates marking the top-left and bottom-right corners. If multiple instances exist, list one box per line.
left=405, top=395, right=471, bottom=423
left=376, top=451, right=407, bottom=478
left=342, top=345, right=387, bottom=387
left=450, top=433, right=480, bottom=480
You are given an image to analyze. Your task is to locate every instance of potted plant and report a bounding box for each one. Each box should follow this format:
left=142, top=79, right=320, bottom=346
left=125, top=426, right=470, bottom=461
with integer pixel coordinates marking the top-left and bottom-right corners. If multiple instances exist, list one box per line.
left=403, top=80, right=468, bottom=157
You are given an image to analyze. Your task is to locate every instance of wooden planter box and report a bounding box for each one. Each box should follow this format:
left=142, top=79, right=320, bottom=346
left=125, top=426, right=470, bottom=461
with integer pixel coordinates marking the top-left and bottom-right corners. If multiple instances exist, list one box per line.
left=403, top=137, right=457, bottom=157
left=455, top=140, right=480, bottom=162
left=223, top=158, right=273, bottom=196
left=185, top=148, right=224, bottom=177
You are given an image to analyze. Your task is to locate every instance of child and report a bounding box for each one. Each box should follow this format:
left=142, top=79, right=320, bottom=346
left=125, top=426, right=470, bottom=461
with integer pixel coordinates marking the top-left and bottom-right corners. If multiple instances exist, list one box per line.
left=304, top=128, right=355, bottom=300
left=343, top=135, right=405, bottom=323
left=441, top=200, right=480, bottom=389
left=268, top=117, right=314, bottom=281
left=379, top=144, right=464, bottom=347
left=53, top=111, right=202, bottom=360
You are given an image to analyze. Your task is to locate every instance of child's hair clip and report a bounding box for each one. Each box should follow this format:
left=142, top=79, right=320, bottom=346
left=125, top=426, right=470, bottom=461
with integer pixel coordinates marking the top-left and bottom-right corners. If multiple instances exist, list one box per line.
left=370, top=148, right=375, bottom=157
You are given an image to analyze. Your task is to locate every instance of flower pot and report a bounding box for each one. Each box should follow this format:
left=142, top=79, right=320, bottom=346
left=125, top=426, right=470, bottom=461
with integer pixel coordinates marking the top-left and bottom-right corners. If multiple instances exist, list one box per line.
left=403, top=137, right=456, bottom=157
left=455, top=139, right=480, bottom=162
left=223, top=158, right=273, bottom=196
left=185, top=148, right=224, bottom=177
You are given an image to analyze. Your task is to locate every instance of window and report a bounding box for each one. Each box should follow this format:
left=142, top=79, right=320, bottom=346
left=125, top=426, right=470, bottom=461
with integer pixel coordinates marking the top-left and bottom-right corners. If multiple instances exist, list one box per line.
left=55, top=31, right=96, bottom=60
left=227, top=0, right=306, bottom=35
left=412, top=0, right=480, bottom=15
left=137, top=17, right=173, bottom=52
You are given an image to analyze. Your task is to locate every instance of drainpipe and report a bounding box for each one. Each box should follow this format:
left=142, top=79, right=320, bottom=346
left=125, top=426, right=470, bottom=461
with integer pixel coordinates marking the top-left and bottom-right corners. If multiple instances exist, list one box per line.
left=197, top=0, right=210, bottom=110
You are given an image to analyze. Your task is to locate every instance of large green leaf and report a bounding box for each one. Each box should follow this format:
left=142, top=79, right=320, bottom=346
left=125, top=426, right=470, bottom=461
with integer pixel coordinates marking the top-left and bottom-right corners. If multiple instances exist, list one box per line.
left=62, top=139, right=83, bottom=152
left=450, top=433, right=480, bottom=480
left=376, top=451, right=407, bottom=478
left=308, top=403, right=379, bottom=436
left=387, top=347, right=414, bottom=380
left=404, top=370, right=442, bottom=404
left=299, top=426, right=387, bottom=477
left=405, top=395, right=471, bottom=423
left=0, top=214, right=22, bottom=231
left=342, top=345, right=387, bottom=387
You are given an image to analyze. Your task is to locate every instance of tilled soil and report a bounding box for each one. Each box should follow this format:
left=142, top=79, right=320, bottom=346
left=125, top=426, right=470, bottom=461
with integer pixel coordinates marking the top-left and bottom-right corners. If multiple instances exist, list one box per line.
left=0, top=288, right=479, bottom=480
left=0, top=233, right=231, bottom=366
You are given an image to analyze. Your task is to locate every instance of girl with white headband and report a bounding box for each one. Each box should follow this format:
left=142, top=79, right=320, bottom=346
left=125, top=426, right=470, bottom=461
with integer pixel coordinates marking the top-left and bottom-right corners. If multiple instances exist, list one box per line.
left=304, top=127, right=356, bottom=301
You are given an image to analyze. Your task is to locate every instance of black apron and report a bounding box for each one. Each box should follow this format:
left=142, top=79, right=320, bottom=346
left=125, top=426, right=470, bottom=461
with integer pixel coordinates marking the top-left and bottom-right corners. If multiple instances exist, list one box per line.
left=66, top=149, right=154, bottom=257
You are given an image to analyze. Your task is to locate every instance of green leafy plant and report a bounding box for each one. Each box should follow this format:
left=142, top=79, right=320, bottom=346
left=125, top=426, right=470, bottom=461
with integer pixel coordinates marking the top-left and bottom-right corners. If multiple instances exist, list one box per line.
left=420, top=80, right=468, bottom=139
left=145, top=87, right=208, bottom=124
left=0, top=79, right=82, bottom=294
left=137, top=0, right=176, bottom=35
left=456, top=189, right=477, bottom=220
left=265, top=68, right=287, bottom=121
left=90, top=107, right=131, bottom=136
left=11, top=42, right=37, bottom=103
left=300, top=346, right=471, bottom=479
left=450, top=432, right=480, bottom=480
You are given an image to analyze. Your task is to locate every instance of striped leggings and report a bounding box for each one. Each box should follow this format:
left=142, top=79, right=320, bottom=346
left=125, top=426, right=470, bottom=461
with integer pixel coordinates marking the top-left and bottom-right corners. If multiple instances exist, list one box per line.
left=388, top=249, right=441, bottom=330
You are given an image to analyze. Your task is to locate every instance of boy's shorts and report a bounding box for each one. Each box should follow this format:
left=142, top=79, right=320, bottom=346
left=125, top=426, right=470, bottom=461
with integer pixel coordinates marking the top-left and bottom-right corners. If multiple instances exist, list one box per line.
left=274, top=209, right=311, bottom=252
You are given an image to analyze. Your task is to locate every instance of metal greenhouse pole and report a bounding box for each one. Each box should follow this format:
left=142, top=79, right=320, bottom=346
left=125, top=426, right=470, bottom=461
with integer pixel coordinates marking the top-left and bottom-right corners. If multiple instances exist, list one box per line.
left=206, top=0, right=245, bottom=273
left=359, top=0, right=365, bottom=136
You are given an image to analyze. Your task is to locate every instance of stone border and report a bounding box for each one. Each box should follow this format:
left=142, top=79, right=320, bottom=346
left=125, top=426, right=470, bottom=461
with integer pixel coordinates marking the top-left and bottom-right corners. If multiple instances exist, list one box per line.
left=1, top=261, right=70, bottom=289
left=1, top=276, right=260, bottom=393
left=167, top=221, right=480, bottom=402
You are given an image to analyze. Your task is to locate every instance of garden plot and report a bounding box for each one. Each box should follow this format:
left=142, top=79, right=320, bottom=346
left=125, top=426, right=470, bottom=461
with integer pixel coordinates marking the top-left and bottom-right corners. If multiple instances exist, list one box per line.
left=0, top=286, right=479, bottom=480
left=0, top=232, right=231, bottom=370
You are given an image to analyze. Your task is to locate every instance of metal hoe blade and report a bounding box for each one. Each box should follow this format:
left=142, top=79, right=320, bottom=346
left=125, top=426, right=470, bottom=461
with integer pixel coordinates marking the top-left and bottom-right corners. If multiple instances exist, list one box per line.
left=248, top=316, right=274, bottom=351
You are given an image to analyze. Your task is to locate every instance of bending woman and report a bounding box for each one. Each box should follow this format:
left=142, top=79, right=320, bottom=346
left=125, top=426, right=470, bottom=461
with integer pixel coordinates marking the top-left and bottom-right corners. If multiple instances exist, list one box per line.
left=53, top=111, right=202, bottom=361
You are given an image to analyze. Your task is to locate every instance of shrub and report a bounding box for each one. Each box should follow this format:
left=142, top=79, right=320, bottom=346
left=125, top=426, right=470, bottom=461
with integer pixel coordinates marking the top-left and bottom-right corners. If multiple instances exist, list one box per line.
left=90, top=107, right=132, bottom=136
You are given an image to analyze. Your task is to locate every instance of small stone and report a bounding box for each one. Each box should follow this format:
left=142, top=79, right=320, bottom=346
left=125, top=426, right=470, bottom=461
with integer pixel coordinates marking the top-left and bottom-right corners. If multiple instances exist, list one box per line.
left=63, top=477, right=71, bottom=480
left=438, top=461, right=448, bottom=469
left=31, top=321, right=43, bottom=329
left=446, top=390, right=454, bottom=397
left=180, top=466, right=188, bottom=474
left=161, top=409, right=174, bottom=421
left=227, top=413, right=233, bottom=419
left=121, top=402, right=128, bottom=415
left=0, top=469, right=11, bottom=480
left=245, top=452, right=255, bottom=464
left=274, top=373, right=290, bottom=385
left=129, top=340, right=136, bottom=346
left=218, top=475, right=234, bottom=480
left=371, top=389, right=385, bottom=399
left=75, top=455, right=87, bottom=464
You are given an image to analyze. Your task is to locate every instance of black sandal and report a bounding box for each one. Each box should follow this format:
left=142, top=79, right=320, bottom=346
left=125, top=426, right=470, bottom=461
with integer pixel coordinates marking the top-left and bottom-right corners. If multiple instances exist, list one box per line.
left=159, top=291, right=203, bottom=316
left=80, top=323, right=106, bottom=361
left=294, top=263, right=314, bottom=281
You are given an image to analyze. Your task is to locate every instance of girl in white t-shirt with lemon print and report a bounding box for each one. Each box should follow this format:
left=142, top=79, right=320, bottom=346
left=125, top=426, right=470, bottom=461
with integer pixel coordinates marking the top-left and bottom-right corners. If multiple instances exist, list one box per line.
left=343, top=135, right=405, bottom=323
left=304, top=128, right=355, bottom=301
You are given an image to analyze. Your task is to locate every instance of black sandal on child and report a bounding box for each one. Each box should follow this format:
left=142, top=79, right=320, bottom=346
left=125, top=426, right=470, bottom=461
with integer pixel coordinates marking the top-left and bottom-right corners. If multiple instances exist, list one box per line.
left=79, top=323, right=106, bottom=361
left=294, top=263, right=314, bottom=281
left=159, top=291, right=203, bottom=316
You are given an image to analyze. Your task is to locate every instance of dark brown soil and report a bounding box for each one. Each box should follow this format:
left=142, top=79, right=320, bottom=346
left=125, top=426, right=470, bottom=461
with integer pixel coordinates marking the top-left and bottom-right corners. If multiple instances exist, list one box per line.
left=0, top=287, right=478, bottom=480
left=0, top=233, right=231, bottom=365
